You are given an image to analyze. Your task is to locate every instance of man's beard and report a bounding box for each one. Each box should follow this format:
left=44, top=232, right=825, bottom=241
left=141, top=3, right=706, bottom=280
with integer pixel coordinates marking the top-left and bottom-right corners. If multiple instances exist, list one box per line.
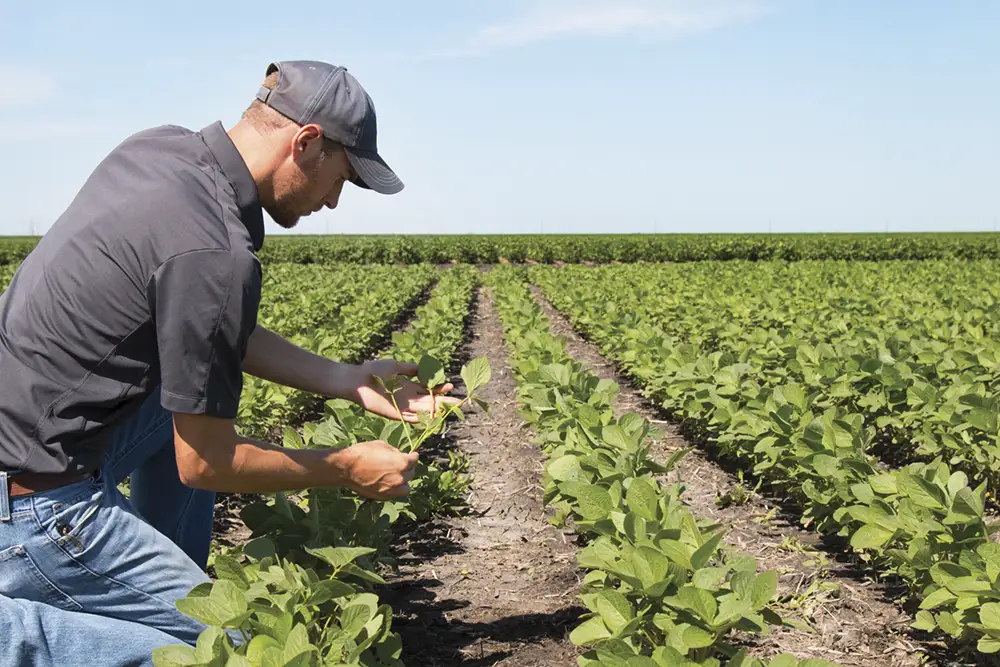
left=265, top=157, right=328, bottom=229
left=265, top=198, right=303, bottom=229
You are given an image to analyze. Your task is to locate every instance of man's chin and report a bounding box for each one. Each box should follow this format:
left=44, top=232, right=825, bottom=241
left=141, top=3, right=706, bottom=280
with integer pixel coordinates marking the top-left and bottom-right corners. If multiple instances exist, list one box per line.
left=264, top=206, right=301, bottom=230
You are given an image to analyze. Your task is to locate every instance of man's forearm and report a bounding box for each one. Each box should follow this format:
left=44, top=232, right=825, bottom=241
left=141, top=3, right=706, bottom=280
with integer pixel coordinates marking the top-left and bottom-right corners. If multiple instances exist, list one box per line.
left=172, top=412, right=417, bottom=499
left=182, top=434, right=354, bottom=493
left=243, top=325, right=360, bottom=400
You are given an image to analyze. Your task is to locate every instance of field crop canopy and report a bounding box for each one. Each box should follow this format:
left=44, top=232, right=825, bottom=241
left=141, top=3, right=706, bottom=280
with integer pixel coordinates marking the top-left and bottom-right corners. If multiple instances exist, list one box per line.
left=531, top=259, right=1000, bottom=655
left=6, top=233, right=1000, bottom=266
left=11, top=238, right=1000, bottom=663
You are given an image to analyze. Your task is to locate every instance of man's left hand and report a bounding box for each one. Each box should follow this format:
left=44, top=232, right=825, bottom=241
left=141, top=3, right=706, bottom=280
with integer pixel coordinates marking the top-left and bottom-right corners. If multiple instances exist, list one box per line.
left=351, top=359, right=461, bottom=423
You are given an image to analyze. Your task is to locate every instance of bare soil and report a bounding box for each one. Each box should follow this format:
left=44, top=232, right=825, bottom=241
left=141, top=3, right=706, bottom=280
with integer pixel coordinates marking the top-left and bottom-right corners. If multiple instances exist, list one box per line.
left=382, top=288, right=585, bottom=666
left=530, top=286, right=956, bottom=667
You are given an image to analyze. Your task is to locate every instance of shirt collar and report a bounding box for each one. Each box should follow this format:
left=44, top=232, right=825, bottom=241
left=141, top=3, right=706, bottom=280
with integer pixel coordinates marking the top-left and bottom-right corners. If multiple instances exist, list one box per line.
left=200, top=121, right=265, bottom=251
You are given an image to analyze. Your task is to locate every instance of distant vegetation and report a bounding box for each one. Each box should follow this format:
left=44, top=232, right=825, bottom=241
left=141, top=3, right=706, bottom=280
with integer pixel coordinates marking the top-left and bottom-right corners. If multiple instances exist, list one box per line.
left=4, top=232, right=1000, bottom=265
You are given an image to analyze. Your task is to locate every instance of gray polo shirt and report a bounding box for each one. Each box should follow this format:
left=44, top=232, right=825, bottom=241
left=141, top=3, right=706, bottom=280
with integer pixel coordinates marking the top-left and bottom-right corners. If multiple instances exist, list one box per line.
left=0, top=121, right=264, bottom=476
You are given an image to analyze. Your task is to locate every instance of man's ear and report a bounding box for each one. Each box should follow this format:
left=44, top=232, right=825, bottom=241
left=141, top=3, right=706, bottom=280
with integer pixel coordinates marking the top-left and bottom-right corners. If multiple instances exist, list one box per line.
left=291, top=124, right=326, bottom=161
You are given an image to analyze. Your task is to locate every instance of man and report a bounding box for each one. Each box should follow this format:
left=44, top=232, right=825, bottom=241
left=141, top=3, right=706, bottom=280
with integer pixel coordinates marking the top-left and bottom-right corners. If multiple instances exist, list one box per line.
left=0, top=60, right=452, bottom=666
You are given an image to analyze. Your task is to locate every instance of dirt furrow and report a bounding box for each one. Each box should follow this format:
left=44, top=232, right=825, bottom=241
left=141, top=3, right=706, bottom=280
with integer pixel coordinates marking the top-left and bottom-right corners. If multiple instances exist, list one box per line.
left=383, top=288, right=584, bottom=667
left=530, top=286, right=937, bottom=667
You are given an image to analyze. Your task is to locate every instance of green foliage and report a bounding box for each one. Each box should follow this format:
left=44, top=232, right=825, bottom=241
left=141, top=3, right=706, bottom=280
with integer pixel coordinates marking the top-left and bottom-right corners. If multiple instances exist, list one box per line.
left=236, top=264, right=437, bottom=438
left=250, top=233, right=1000, bottom=265
left=10, top=234, right=1000, bottom=268
left=153, top=546, right=404, bottom=667
left=528, top=260, right=1000, bottom=657
left=485, top=269, right=820, bottom=666
left=163, top=265, right=487, bottom=666
left=0, top=263, right=16, bottom=292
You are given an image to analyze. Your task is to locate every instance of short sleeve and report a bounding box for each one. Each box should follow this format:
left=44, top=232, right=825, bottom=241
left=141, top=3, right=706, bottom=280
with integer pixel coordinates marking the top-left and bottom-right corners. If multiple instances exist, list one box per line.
left=147, top=249, right=261, bottom=417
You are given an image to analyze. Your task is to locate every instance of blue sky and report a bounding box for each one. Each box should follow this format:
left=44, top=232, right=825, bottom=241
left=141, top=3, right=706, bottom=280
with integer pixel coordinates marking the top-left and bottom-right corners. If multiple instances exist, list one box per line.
left=0, top=1, right=997, bottom=237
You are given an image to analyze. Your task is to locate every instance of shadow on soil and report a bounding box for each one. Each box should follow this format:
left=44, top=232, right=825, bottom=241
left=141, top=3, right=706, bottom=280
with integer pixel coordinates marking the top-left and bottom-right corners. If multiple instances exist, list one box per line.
left=384, top=576, right=584, bottom=667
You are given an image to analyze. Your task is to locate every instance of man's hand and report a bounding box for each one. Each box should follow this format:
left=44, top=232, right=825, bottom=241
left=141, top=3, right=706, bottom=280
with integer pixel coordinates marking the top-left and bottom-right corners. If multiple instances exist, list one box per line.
left=352, top=359, right=461, bottom=423
left=334, top=440, right=420, bottom=500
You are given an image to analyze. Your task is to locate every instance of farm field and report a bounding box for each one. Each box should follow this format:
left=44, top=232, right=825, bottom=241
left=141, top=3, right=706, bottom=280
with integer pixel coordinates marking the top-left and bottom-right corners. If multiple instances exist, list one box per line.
left=3, top=239, right=1000, bottom=666
left=5, top=232, right=1000, bottom=265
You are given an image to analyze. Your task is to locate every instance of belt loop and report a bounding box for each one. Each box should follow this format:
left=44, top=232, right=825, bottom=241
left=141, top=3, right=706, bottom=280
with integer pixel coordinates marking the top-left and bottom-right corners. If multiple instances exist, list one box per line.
left=0, top=472, right=10, bottom=522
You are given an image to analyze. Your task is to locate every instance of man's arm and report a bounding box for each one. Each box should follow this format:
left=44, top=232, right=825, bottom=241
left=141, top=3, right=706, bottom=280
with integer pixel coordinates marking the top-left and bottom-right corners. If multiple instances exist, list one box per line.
left=243, top=324, right=359, bottom=400
left=172, top=411, right=418, bottom=498
left=242, top=325, right=462, bottom=423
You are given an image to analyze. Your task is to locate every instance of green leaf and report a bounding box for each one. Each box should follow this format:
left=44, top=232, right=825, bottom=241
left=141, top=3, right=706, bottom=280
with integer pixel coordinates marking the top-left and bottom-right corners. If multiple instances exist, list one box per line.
left=151, top=645, right=200, bottom=667
left=765, top=655, right=799, bottom=667
left=981, top=603, right=1000, bottom=630
left=281, top=624, right=316, bottom=664
left=282, top=427, right=304, bottom=450
left=213, top=555, right=250, bottom=590
left=418, top=354, right=447, bottom=390
left=678, top=586, right=718, bottom=623
left=602, top=425, right=632, bottom=450
left=966, top=407, right=998, bottom=433
left=897, top=473, right=945, bottom=510
left=658, top=540, right=694, bottom=571
left=194, top=626, right=232, bottom=663
left=226, top=656, right=252, bottom=667
left=243, top=537, right=276, bottom=561
left=851, top=525, right=894, bottom=551
left=570, top=616, right=612, bottom=646
left=978, top=637, right=1000, bottom=654
left=625, top=477, right=659, bottom=521
left=246, top=636, right=282, bottom=664
left=682, top=625, right=716, bottom=649
left=175, top=580, right=249, bottom=628
left=596, top=590, right=634, bottom=632
left=461, top=357, right=492, bottom=392
left=919, top=587, right=956, bottom=610
left=304, top=545, right=375, bottom=569
left=691, top=530, right=725, bottom=570
left=632, top=545, right=670, bottom=590
left=306, top=579, right=356, bottom=605
left=936, top=611, right=962, bottom=637
left=341, top=594, right=379, bottom=637
left=574, top=484, right=614, bottom=521
left=869, top=473, right=897, bottom=495
left=750, top=571, right=779, bottom=609
left=980, top=544, right=1000, bottom=583
left=947, top=471, right=969, bottom=499
left=548, top=455, right=586, bottom=482
left=912, top=610, right=937, bottom=631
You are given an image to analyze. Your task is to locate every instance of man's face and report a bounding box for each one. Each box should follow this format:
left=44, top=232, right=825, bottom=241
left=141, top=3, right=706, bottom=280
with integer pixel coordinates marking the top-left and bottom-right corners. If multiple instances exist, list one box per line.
left=265, top=128, right=358, bottom=229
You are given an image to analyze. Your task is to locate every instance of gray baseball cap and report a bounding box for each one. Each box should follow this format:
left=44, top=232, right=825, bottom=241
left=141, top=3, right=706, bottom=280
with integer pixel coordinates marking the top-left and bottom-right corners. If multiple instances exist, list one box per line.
left=255, top=60, right=403, bottom=195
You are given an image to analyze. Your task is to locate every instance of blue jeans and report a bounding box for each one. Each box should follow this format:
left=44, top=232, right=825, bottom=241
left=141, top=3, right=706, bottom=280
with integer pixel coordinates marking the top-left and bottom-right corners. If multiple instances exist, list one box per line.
left=0, top=387, right=219, bottom=666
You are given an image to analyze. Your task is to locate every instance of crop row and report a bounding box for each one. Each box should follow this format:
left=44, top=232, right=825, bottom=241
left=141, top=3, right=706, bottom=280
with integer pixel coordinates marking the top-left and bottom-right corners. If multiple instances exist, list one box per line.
left=7, top=233, right=1000, bottom=266
left=529, top=261, right=1000, bottom=492
left=486, top=266, right=838, bottom=667
left=237, top=264, right=437, bottom=438
left=530, top=264, right=1000, bottom=657
left=153, top=265, right=487, bottom=667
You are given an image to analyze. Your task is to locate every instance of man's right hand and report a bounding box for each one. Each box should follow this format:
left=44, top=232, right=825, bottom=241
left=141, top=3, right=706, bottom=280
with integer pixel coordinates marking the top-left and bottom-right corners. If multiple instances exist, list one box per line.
left=332, top=440, right=419, bottom=500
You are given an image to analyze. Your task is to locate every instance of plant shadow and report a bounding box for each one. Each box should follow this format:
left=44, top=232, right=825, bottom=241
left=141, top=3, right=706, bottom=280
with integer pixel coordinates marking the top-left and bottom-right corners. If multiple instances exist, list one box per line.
left=383, top=577, right=584, bottom=667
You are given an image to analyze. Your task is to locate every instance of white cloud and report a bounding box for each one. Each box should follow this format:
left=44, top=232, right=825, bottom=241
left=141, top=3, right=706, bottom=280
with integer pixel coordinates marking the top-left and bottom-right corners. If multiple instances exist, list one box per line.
left=0, top=65, right=58, bottom=109
left=444, top=0, right=773, bottom=56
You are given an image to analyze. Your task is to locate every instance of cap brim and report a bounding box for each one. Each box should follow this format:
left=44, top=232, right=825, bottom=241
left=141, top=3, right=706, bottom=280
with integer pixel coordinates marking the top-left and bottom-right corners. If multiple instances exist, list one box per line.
left=345, top=148, right=404, bottom=195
